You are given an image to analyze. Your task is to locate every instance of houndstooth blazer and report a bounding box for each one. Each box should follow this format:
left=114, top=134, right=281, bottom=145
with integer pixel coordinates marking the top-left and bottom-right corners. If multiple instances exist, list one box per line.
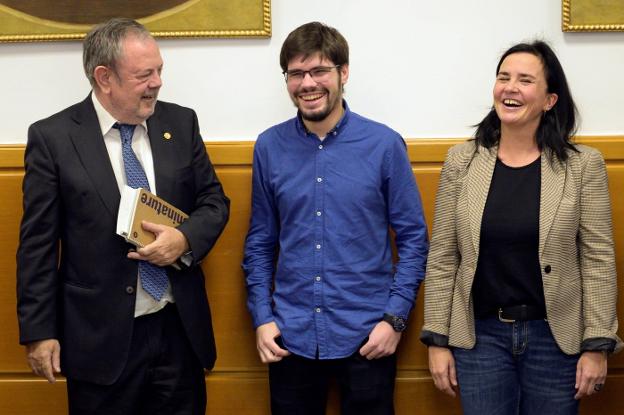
left=422, top=140, right=622, bottom=355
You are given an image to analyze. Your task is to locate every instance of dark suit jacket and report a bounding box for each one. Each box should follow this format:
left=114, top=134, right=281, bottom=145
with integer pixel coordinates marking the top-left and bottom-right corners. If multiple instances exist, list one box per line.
left=17, top=95, right=230, bottom=385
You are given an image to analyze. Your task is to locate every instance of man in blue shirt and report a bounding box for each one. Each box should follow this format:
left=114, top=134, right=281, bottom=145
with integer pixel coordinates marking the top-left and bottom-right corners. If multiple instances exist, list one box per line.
left=243, top=21, right=429, bottom=414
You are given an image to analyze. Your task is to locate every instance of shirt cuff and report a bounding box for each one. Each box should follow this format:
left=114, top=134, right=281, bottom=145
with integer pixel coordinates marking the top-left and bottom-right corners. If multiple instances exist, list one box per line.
left=179, top=251, right=194, bottom=267
left=420, top=330, right=449, bottom=347
left=385, top=294, right=414, bottom=320
left=251, top=304, right=275, bottom=329
left=581, top=337, right=616, bottom=354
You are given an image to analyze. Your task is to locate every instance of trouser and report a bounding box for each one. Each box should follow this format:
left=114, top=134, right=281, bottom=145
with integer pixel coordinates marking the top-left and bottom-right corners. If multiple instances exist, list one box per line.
left=67, top=303, right=206, bottom=415
left=269, top=343, right=396, bottom=415
left=453, top=317, right=579, bottom=415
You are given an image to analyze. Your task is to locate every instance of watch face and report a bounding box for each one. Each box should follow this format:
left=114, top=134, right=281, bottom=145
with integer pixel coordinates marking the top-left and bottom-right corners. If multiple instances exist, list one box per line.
left=383, top=313, right=407, bottom=332
left=394, top=318, right=407, bottom=332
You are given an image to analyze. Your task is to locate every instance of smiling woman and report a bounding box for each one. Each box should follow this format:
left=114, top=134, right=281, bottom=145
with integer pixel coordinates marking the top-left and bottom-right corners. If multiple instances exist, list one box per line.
left=0, top=0, right=189, bottom=24
left=421, top=40, right=621, bottom=415
left=492, top=52, right=558, bottom=155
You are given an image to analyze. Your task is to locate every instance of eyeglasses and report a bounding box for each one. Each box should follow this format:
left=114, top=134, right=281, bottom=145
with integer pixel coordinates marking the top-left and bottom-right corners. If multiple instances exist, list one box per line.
left=282, top=65, right=341, bottom=83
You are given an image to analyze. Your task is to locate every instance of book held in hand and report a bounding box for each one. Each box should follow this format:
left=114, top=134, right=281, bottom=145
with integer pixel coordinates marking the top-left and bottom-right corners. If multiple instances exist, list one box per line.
left=116, top=185, right=189, bottom=247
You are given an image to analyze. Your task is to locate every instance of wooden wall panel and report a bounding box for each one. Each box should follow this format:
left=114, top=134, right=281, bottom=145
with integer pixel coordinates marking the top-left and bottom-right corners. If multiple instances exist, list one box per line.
left=0, top=137, right=622, bottom=414
left=0, top=171, right=27, bottom=373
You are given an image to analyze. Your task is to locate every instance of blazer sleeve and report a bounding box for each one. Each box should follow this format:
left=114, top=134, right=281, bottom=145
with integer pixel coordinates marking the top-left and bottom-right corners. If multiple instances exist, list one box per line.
left=421, top=146, right=465, bottom=342
left=175, top=111, right=230, bottom=264
left=578, top=149, right=621, bottom=350
left=16, top=123, right=61, bottom=344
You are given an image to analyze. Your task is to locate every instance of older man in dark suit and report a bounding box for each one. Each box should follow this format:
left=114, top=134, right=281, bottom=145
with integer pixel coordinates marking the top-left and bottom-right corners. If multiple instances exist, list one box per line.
left=16, top=18, right=229, bottom=414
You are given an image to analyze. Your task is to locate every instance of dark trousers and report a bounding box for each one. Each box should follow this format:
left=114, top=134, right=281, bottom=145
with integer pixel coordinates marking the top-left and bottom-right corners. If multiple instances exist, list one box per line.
left=67, top=304, right=206, bottom=415
left=269, top=347, right=396, bottom=415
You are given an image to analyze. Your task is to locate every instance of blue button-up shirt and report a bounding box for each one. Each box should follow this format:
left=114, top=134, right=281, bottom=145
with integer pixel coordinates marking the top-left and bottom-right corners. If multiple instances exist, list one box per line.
left=243, top=102, right=429, bottom=359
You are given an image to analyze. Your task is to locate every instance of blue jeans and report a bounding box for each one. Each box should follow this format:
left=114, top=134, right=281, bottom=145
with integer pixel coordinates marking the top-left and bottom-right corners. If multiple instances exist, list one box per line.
left=453, top=318, right=579, bottom=415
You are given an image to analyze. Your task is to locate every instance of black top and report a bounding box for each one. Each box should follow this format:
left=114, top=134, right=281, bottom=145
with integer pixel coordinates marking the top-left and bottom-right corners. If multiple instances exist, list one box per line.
left=472, top=156, right=547, bottom=319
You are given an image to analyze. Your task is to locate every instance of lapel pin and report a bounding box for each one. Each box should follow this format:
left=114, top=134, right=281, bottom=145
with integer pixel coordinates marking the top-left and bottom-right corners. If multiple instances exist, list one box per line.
left=163, top=132, right=172, bottom=140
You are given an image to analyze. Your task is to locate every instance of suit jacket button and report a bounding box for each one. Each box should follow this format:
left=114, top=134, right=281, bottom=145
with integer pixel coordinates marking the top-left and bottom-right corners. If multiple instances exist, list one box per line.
left=126, top=286, right=135, bottom=294
left=544, top=265, right=552, bottom=274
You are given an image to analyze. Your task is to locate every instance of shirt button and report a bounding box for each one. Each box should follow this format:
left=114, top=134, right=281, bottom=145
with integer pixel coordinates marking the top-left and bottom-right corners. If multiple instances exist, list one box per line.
left=544, top=265, right=552, bottom=274
left=317, top=177, right=323, bottom=183
left=125, top=286, right=135, bottom=294
left=315, top=307, right=321, bottom=313
left=315, top=276, right=321, bottom=282
left=332, top=131, right=337, bottom=136
left=318, top=144, right=323, bottom=149
left=316, top=211, right=322, bottom=216
left=316, top=244, right=321, bottom=250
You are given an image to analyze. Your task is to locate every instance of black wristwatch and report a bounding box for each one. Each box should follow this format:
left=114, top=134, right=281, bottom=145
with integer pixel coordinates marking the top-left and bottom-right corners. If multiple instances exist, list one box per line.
left=382, top=313, right=407, bottom=332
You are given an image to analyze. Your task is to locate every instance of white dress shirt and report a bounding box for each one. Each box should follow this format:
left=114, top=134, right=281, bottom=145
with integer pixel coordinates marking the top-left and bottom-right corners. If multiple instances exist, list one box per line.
left=91, top=93, right=174, bottom=317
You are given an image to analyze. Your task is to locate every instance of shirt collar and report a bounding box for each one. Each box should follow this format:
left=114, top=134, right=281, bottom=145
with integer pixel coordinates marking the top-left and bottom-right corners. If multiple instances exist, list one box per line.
left=295, top=99, right=351, bottom=138
left=91, top=92, right=148, bottom=136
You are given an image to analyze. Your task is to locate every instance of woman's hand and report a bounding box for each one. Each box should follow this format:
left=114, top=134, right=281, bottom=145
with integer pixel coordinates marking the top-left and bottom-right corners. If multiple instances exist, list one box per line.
left=428, top=345, right=458, bottom=397
left=575, top=351, right=607, bottom=399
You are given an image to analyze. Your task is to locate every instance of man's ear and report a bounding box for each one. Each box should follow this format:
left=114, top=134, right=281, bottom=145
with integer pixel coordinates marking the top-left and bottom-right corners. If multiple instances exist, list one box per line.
left=93, top=65, right=113, bottom=93
left=339, top=64, right=349, bottom=86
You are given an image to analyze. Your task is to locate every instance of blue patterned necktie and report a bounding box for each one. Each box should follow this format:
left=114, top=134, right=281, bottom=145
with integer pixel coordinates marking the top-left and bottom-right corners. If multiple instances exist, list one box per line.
left=114, top=122, right=169, bottom=301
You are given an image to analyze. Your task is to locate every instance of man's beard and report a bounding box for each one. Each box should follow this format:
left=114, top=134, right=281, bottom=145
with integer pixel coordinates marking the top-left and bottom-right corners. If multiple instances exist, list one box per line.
left=300, top=105, right=333, bottom=122
left=297, top=89, right=340, bottom=122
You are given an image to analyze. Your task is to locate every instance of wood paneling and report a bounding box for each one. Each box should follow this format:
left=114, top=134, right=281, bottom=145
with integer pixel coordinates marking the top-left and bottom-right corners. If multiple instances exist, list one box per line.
left=1, top=137, right=623, bottom=414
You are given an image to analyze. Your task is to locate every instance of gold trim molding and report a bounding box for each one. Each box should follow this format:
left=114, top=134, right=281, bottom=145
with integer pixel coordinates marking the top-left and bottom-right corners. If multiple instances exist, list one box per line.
left=563, top=0, right=624, bottom=32
left=0, top=0, right=271, bottom=43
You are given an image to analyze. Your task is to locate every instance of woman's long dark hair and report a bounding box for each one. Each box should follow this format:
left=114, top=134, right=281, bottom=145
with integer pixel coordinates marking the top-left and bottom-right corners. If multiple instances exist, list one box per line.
left=474, top=41, right=578, bottom=162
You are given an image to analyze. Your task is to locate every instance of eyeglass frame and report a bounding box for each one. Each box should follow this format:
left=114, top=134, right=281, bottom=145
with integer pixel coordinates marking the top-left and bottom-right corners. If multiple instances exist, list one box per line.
left=282, top=65, right=342, bottom=83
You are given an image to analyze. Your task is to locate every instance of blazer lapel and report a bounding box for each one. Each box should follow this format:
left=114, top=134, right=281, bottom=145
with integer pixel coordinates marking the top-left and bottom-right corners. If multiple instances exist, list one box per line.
left=69, top=95, right=120, bottom=218
left=539, top=153, right=565, bottom=258
left=146, top=104, right=175, bottom=201
left=466, top=145, right=497, bottom=256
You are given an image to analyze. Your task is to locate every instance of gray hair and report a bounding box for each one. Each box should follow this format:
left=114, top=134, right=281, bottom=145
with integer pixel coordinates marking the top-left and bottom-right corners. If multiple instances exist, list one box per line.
left=83, top=18, right=152, bottom=86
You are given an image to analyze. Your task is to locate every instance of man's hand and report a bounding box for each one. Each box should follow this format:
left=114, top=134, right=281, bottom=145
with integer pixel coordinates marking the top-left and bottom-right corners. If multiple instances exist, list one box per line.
left=359, top=321, right=401, bottom=360
left=575, top=351, right=607, bottom=399
left=26, top=339, right=61, bottom=383
left=428, top=346, right=458, bottom=397
left=127, top=221, right=189, bottom=266
left=256, top=322, right=291, bottom=363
